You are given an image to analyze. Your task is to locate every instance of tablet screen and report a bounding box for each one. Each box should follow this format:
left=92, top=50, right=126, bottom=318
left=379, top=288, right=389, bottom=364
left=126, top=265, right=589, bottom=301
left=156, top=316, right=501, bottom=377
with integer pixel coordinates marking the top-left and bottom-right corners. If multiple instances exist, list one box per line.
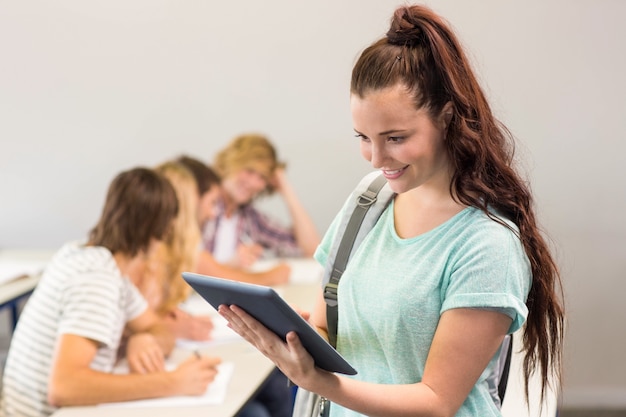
left=182, top=272, right=357, bottom=375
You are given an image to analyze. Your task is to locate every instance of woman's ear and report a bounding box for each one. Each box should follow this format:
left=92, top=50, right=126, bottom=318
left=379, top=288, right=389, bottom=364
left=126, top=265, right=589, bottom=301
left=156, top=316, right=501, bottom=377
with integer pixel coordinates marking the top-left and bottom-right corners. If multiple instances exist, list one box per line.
left=440, top=101, right=454, bottom=130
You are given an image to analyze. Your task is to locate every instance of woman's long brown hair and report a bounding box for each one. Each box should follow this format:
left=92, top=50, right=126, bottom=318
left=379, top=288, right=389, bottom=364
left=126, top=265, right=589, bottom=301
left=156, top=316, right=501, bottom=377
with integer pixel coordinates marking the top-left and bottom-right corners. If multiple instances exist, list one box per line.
left=351, top=4, right=565, bottom=406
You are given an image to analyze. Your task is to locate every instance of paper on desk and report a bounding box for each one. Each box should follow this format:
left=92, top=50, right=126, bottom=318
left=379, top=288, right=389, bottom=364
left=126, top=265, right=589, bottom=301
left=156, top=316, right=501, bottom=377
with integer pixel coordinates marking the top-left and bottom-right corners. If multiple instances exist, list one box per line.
left=0, top=259, right=47, bottom=285
left=100, top=362, right=234, bottom=408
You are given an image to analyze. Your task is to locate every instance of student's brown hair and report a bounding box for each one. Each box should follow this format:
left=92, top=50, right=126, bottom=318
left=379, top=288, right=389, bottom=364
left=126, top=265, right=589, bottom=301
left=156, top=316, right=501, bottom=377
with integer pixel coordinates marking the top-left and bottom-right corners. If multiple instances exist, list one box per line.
left=89, top=167, right=179, bottom=257
left=176, top=155, right=221, bottom=195
left=351, top=4, right=564, bottom=404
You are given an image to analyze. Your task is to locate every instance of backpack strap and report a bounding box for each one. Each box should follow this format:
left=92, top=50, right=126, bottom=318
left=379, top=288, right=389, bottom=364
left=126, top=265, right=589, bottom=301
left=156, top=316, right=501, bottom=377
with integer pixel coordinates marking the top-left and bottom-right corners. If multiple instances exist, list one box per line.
left=323, top=172, right=393, bottom=348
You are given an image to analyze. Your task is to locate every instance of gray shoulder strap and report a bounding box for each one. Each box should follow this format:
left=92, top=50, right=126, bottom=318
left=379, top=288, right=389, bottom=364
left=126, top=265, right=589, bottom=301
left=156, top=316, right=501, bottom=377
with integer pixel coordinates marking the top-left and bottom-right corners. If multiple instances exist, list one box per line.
left=323, top=172, right=394, bottom=347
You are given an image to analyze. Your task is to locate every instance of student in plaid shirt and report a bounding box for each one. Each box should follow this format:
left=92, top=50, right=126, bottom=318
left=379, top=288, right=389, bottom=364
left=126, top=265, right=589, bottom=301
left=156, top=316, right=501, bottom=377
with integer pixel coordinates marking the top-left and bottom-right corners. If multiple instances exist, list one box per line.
left=205, top=133, right=320, bottom=267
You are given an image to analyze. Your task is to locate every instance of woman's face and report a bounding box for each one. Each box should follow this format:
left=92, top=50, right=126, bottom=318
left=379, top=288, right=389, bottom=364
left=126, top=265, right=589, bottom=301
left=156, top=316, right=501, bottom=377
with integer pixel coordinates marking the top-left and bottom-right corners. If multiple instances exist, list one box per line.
left=221, top=167, right=268, bottom=206
left=350, top=84, right=452, bottom=195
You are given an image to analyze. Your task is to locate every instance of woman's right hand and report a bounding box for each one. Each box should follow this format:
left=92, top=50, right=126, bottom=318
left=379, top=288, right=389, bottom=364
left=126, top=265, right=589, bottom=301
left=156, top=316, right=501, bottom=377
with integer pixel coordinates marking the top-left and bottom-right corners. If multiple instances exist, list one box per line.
left=218, top=304, right=321, bottom=390
left=172, top=354, right=222, bottom=396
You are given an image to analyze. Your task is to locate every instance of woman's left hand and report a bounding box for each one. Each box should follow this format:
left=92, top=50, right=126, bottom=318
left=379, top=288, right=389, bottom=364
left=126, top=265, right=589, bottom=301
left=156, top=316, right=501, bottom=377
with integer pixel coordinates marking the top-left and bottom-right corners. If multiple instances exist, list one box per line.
left=218, top=304, right=319, bottom=389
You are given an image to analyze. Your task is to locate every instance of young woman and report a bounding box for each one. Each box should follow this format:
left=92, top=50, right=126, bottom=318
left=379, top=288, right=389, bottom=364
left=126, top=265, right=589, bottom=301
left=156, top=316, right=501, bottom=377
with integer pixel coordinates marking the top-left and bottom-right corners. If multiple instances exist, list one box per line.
left=219, top=5, right=564, bottom=417
left=1, top=167, right=221, bottom=417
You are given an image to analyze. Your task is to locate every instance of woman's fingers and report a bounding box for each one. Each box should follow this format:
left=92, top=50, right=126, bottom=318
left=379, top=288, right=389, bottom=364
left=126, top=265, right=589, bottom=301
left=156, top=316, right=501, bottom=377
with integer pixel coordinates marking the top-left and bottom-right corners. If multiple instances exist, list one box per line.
left=218, top=304, right=286, bottom=355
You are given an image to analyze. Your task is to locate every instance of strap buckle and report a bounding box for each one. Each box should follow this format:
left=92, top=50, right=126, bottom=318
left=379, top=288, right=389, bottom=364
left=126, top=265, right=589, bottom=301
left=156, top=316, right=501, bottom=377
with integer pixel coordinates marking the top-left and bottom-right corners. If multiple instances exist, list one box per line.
left=319, top=397, right=330, bottom=417
left=356, top=192, right=377, bottom=208
left=323, top=282, right=338, bottom=303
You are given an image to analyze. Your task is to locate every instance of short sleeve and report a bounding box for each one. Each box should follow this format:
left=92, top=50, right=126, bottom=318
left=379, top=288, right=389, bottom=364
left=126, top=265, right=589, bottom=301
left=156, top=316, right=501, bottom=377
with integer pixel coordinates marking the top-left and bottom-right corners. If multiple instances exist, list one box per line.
left=441, top=220, right=532, bottom=334
left=58, top=272, right=147, bottom=348
left=244, top=206, right=300, bottom=257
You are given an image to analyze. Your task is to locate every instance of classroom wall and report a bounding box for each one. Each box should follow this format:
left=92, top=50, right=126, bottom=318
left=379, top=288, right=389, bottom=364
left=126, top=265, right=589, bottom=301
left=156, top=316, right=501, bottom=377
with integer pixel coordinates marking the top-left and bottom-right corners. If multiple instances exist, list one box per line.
left=1, top=0, right=625, bottom=409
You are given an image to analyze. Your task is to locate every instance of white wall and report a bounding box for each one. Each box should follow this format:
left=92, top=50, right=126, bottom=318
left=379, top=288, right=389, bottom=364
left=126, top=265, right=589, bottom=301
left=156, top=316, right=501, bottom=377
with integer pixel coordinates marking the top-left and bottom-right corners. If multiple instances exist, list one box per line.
left=1, top=0, right=625, bottom=409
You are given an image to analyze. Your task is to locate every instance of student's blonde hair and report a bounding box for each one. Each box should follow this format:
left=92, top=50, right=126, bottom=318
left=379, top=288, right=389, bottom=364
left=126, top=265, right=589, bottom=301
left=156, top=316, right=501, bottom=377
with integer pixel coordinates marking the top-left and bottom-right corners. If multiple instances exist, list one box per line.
left=213, top=133, right=285, bottom=194
left=148, top=161, right=201, bottom=313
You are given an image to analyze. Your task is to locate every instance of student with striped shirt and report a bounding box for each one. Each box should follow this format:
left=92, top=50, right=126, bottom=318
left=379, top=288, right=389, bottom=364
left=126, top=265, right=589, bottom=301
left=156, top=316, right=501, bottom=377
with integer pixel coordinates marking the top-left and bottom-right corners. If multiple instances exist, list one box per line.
left=0, top=167, right=221, bottom=417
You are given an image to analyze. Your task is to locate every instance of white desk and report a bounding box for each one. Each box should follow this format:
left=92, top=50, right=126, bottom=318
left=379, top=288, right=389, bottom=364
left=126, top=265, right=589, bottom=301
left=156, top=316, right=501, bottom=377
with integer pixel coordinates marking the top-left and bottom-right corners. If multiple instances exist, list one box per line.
left=51, top=282, right=320, bottom=417
left=0, top=249, right=53, bottom=329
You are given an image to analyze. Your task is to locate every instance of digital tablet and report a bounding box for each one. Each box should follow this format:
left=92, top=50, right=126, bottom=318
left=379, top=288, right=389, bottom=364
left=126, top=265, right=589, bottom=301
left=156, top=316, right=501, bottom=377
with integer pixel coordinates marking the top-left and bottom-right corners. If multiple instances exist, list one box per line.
left=182, top=272, right=357, bottom=375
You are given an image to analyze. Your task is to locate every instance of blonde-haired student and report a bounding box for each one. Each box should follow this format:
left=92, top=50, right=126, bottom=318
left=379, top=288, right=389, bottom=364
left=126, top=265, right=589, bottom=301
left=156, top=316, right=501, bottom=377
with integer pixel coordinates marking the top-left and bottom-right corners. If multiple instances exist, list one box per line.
left=205, top=133, right=320, bottom=268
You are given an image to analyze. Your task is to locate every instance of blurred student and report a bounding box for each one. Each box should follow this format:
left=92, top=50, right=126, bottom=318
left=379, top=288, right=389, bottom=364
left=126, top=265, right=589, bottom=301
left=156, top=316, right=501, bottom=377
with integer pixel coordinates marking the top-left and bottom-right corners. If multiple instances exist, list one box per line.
left=0, top=167, right=221, bottom=417
left=133, top=161, right=215, bottom=341
left=175, top=154, right=291, bottom=286
left=176, top=154, right=294, bottom=417
left=204, top=133, right=320, bottom=267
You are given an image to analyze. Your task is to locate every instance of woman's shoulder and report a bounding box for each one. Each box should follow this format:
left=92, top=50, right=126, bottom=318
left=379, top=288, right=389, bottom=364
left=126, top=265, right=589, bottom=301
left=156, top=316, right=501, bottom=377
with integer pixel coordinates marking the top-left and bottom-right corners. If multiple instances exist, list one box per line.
left=451, top=206, right=523, bottom=249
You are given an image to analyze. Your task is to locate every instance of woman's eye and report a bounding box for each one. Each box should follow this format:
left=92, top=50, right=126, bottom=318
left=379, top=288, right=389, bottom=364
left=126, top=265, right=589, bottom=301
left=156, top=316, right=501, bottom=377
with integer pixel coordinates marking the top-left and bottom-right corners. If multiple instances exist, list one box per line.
left=388, top=136, right=404, bottom=143
left=355, top=134, right=370, bottom=142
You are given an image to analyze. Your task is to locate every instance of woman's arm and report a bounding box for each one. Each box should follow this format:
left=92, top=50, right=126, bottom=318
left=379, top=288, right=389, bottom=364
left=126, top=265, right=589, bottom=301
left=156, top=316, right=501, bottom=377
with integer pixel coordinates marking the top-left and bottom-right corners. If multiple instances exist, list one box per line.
left=220, top=304, right=511, bottom=417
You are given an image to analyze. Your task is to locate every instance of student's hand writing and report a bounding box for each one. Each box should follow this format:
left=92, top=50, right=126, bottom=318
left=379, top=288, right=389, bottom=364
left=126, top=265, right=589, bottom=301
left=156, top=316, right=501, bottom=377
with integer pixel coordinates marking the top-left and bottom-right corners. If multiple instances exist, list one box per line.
left=126, top=333, right=166, bottom=374
left=172, top=354, right=222, bottom=396
left=218, top=304, right=318, bottom=390
left=236, top=242, right=264, bottom=267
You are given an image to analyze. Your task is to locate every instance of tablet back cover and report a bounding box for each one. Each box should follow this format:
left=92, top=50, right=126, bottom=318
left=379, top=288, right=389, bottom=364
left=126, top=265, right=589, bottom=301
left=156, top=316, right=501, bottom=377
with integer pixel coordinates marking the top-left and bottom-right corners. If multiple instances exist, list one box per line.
left=182, top=272, right=356, bottom=375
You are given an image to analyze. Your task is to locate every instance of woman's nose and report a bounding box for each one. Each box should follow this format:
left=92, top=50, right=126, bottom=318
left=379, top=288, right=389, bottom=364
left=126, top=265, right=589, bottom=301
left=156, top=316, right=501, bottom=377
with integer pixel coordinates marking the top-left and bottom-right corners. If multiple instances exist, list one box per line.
left=369, top=143, right=387, bottom=168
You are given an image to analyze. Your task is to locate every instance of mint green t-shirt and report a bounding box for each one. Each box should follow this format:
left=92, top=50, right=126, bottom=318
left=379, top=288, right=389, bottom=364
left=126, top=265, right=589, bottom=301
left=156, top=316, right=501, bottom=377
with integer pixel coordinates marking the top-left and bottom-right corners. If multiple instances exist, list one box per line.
left=314, top=200, right=531, bottom=417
